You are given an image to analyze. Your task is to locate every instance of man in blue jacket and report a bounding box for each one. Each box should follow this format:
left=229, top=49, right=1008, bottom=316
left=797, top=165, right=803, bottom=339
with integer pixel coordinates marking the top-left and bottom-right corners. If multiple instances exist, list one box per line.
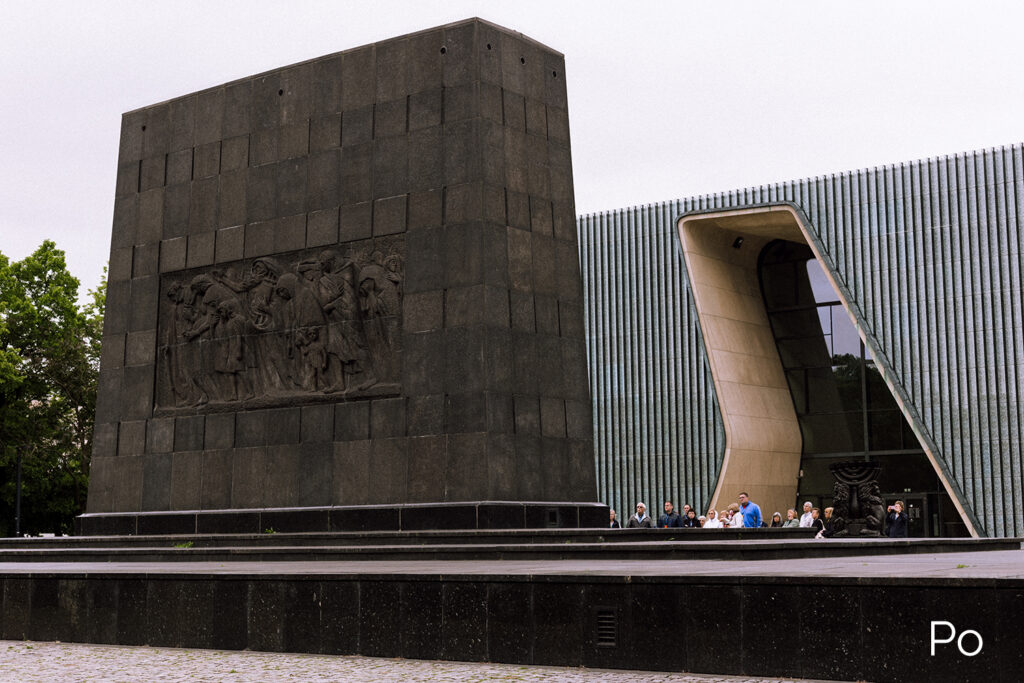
left=738, top=492, right=762, bottom=528
left=658, top=501, right=683, bottom=528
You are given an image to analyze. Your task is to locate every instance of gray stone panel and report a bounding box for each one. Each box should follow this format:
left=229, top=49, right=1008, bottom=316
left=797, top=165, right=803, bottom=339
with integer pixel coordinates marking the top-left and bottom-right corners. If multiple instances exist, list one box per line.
left=204, top=413, right=235, bottom=450
left=332, top=440, right=371, bottom=505
left=146, top=417, right=175, bottom=453
left=118, top=420, right=147, bottom=458
left=230, top=446, right=266, bottom=509
left=300, top=404, right=334, bottom=443
left=170, top=450, right=203, bottom=509
left=200, top=448, right=232, bottom=509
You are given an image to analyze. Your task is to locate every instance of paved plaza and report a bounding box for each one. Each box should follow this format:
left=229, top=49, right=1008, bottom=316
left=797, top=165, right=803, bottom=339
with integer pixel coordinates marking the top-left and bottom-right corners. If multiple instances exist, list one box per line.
left=0, top=641, right=835, bottom=682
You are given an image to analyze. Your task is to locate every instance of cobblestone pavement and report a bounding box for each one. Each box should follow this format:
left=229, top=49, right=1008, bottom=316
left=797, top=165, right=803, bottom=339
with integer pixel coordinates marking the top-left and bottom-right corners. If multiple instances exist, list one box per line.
left=0, top=641, right=840, bottom=682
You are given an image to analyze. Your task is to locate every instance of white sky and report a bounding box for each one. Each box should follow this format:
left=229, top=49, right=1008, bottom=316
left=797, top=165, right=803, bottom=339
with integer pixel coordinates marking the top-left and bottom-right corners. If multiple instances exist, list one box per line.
left=2, top=1, right=1023, bottom=298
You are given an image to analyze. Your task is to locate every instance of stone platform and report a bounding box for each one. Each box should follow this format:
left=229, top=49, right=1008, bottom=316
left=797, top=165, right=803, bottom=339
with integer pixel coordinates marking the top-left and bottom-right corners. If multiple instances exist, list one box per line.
left=0, top=535, right=1020, bottom=682
left=0, top=529, right=1013, bottom=563
left=75, top=502, right=610, bottom=536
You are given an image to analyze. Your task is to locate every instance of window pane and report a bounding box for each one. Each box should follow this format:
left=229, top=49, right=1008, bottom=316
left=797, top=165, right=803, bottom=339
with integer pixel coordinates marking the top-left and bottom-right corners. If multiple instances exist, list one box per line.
left=830, top=356, right=863, bottom=411
left=800, top=411, right=864, bottom=454
left=806, top=259, right=836, bottom=304
left=817, top=307, right=832, bottom=337
left=777, top=337, right=832, bottom=368
left=868, top=409, right=904, bottom=451
left=866, top=363, right=898, bottom=411
left=830, top=305, right=861, bottom=357
left=761, top=262, right=799, bottom=310
left=769, top=309, right=826, bottom=340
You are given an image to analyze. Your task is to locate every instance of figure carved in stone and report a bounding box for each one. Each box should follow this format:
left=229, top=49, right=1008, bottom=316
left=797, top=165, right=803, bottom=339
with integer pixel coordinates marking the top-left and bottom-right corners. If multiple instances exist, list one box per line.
left=162, top=281, right=196, bottom=406
left=156, top=239, right=403, bottom=411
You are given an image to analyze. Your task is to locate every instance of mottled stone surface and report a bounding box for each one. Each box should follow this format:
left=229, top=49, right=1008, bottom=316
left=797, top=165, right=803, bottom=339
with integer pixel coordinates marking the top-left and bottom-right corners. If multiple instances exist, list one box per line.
left=0, top=641, right=824, bottom=682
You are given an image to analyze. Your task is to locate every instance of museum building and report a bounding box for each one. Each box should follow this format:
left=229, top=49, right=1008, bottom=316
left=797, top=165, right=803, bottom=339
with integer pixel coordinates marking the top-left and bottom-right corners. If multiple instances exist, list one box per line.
left=579, top=144, right=1023, bottom=537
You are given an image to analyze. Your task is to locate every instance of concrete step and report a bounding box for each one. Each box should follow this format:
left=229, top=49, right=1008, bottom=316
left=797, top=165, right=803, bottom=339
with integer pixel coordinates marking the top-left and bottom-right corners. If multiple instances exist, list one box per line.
left=0, top=536, right=1014, bottom=564
left=0, top=527, right=819, bottom=550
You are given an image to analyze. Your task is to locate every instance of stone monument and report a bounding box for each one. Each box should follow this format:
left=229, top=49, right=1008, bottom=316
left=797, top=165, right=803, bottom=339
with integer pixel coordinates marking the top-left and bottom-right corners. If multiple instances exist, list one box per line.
left=80, top=18, right=604, bottom=534
left=827, top=461, right=886, bottom=536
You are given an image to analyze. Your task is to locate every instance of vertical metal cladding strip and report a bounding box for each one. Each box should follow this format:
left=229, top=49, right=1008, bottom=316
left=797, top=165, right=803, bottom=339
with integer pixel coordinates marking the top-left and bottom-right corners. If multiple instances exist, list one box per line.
left=894, top=164, right=909, bottom=390
left=612, top=208, right=631, bottom=513
left=993, top=148, right=1013, bottom=528
left=934, top=158, right=954, bottom=467
left=968, top=152, right=988, bottom=528
left=659, top=202, right=675, bottom=507
left=594, top=211, right=610, bottom=511
left=913, top=162, right=929, bottom=409
left=967, top=153, right=987, bottom=519
left=853, top=170, right=868, bottom=324
left=842, top=171, right=854, bottom=302
left=982, top=149, right=1000, bottom=530
left=990, top=149, right=1009, bottom=534
left=623, top=207, right=637, bottom=507
left=1011, top=146, right=1024, bottom=536
left=869, top=168, right=884, bottom=345
left=602, top=208, right=618, bottom=511
left=639, top=205, right=657, bottom=508
left=997, top=147, right=1016, bottom=536
left=627, top=207, right=642, bottom=512
left=981, top=149, right=1004, bottom=535
left=670, top=200, right=685, bottom=506
left=958, top=153, right=982, bottom=519
left=589, top=214, right=607, bottom=513
left=884, top=165, right=898, bottom=363
left=1006, top=146, right=1024, bottom=537
left=659, top=202, right=676, bottom=507
left=629, top=206, right=648, bottom=509
left=925, top=160, right=937, bottom=448
left=598, top=211, right=616, bottom=515
left=949, top=155, right=972, bottom=497
left=664, top=202, right=680, bottom=507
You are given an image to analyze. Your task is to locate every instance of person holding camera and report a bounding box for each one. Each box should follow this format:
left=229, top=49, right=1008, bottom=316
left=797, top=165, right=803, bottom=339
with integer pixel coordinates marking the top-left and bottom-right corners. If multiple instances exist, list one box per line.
left=885, top=500, right=909, bottom=537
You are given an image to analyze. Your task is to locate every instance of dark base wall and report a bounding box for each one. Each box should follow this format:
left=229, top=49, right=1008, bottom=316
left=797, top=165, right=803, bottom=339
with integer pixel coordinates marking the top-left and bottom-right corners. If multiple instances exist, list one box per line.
left=75, top=502, right=609, bottom=535
left=2, top=571, right=1019, bottom=682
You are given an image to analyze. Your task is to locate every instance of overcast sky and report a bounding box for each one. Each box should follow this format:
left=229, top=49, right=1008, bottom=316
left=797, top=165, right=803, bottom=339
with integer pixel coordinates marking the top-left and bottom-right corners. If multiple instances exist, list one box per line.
left=2, top=1, right=1023, bottom=298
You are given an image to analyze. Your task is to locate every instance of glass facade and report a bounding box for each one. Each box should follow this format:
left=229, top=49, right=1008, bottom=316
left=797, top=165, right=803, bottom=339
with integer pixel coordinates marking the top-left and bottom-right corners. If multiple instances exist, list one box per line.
left=758, top=240, right=967, bottom=537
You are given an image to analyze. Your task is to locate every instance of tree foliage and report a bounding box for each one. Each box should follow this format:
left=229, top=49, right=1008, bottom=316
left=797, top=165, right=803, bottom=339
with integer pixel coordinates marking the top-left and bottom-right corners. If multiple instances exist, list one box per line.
left=0, top=241, right=103, bottom=535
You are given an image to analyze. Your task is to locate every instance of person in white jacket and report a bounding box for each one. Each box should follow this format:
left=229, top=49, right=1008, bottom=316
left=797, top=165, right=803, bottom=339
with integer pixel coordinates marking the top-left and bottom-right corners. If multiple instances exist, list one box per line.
left=799, top=501, right=814, bottom=527
left=728, top=503, right=744, bottom=527
left=703, top=509, right=723, bottom=528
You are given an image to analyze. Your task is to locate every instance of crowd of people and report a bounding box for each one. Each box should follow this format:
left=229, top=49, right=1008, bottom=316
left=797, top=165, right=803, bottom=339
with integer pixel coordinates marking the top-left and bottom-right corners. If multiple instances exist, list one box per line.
left=607, top=496, right=911, bottom=538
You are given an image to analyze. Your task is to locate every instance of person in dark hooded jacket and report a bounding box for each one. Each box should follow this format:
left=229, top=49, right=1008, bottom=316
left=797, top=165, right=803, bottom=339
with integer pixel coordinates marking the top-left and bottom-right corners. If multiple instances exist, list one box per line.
left=658, top=501, right=683, bottom=528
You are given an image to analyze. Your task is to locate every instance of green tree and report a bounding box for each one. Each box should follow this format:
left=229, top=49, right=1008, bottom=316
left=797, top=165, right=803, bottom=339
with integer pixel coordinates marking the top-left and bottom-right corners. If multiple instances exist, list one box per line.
left=0, top=241, right=104, bottom=535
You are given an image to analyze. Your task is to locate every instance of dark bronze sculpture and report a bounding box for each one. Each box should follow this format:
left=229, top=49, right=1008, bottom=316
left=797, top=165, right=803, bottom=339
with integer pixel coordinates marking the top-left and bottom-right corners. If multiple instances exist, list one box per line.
left=828, top=461, right=885, bottom=536
left=157, top=237, right=403, bottom=411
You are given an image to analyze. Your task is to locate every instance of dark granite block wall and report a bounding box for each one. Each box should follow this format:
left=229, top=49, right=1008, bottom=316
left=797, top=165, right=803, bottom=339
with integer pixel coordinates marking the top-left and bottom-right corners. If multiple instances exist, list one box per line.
left=88, top=18, right=596, bottom=517
left=3, top=573, right=1019, bottom=681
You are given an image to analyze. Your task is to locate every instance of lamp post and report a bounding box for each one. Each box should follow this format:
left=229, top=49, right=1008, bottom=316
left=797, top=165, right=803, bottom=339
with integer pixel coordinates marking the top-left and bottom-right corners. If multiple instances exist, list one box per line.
left=14, top=449, right=22, bottom=536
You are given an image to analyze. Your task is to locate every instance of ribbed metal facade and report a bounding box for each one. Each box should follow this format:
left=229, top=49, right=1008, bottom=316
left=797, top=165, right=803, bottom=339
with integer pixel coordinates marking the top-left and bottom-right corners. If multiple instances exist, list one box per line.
left=578, top=144, right=1023, bottom=537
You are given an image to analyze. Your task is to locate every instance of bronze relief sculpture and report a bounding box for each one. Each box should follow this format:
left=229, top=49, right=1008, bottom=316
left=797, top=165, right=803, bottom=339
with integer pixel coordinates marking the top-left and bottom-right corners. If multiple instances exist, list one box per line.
left=157, top=237, right=403, bottom=412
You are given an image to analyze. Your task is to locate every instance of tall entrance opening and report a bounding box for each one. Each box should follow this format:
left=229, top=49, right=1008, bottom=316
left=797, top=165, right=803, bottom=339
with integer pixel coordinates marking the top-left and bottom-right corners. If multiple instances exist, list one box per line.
left=677, top=206, right=974, bottom=536
left=759, top=240, right=968, bottom=537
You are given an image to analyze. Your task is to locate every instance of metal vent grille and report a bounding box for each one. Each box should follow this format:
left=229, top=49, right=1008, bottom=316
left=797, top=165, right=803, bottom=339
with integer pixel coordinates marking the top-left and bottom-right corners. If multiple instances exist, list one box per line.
left=595, top=609, right=617, bottom=647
